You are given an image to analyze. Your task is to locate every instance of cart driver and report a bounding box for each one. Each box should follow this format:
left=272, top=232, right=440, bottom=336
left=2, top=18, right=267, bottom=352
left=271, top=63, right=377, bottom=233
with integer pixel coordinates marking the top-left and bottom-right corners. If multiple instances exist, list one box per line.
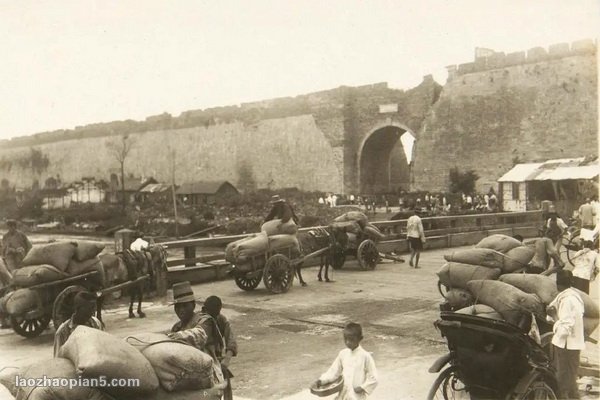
left=53, top=291, right=104, bottom=356
left=2, top=219, right=32, bottom=272
left=264, top=195, right=299, bottom=225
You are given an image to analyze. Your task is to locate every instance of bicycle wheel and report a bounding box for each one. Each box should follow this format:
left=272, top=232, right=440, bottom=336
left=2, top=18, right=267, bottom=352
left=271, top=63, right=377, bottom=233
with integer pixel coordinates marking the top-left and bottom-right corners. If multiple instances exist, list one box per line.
left=511, top=379, right=557, bottom=400
left=427, top=366, right=470, bottom=400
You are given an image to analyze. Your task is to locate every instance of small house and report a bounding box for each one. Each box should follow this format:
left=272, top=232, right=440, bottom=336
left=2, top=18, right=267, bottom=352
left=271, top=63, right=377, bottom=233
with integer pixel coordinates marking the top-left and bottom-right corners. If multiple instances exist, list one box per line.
left=108, top=175, right=156, bottom=204
left=176, top=180, right=239, bottom=205
left=498, top=157, right=599, bottom=216
left=139, top=183, right=173, bottom=203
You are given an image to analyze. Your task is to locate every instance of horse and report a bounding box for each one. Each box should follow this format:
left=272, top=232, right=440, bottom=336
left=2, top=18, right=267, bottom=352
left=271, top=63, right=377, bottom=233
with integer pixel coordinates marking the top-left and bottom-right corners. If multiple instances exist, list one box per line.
left=295, top=226, right=348, bottom=285
left=97, top=245, right=167, bottom=321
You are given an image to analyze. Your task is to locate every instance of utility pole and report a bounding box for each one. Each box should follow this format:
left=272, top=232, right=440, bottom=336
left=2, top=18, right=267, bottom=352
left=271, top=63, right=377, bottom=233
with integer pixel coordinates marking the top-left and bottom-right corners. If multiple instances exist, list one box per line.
left=170, top=149, right=179, bottom=238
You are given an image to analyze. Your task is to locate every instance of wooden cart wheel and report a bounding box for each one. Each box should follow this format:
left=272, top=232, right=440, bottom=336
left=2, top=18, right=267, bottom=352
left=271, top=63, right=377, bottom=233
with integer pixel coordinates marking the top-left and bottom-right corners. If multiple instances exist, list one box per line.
left=331, top=245, right=346, bottom=270
left=52, top=285, right=87, bottom=330
left=357, top=239, right=378, bottom=270
left=263, top=254, right=294, bottom=294
left=10, top=314, right=51, bottom=338
left=234, top=275, right=262, bottom=291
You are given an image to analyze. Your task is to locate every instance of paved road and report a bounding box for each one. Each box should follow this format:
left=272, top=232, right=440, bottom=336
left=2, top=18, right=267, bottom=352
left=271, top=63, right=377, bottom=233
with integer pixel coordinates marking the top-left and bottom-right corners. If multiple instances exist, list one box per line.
left=1, top=245, right=598, bottom=400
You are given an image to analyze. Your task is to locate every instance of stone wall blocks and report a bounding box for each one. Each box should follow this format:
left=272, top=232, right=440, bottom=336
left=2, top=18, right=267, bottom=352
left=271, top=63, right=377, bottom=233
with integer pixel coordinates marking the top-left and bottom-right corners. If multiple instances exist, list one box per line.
left=571, top=39, right=596, bottom=54
left=549, top=43, right=570, bottom=57
left=527, top=47, right=548, bottom=62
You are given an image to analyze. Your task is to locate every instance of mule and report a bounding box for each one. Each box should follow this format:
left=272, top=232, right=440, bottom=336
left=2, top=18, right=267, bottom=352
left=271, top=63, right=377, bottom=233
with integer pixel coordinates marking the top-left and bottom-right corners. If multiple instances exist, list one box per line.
left=296, top=227, right=348, bottom=285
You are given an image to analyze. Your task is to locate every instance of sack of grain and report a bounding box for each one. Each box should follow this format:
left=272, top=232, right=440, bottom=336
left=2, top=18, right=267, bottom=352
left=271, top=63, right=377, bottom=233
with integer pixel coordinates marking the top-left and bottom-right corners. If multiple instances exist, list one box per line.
left=329, top=221, right=362, bottom=235
left=503, top=246, right=535, bottom=272
left=475, top=234, right=522, bottom=253
left=66, top=257, right=106, bottom=287
left=584, top=317, right=599, bottom=337
left=0, top=384, right=14, bottom=400
left=437, top=263, right=501, bottom=290
left=445, top=289, right=474, bottom=309
left=498, top=274, right=558, bottom=306
left=466, top=280, right=545, bottom=326
left=573, top=288, right=600, bottom=318
left=21, top=242, right=77, bottom=272
left=127, top=333, right=215, bottom=392
left=268, top=234, right=300, bottom=254
left=59, top=326, right=159, bottom=396
left=234, top=232, right=269, bottom=261
left=15, top=358, right=111, bottom=400
left=444, top=248, right=506, bottom=270
left=12, top=265, right=67, bottom=287
left=261, top=219, right=298, bottom=236
left=455, top=304, right=504, bottom=321
left=0, top=366, right=20, bottom=397
left=74, top=241, right=105, bottom=262
left=5, top=288, right=38, bottom=315
left=364, top=224, right=385, bottom=241
left=334, top=211, right=368, bottom=229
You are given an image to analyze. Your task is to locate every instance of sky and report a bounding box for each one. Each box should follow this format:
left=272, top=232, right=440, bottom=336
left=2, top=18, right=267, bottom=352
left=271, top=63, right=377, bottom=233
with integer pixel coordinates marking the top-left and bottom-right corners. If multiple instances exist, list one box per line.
left=0, top=0, right=598, bottom=141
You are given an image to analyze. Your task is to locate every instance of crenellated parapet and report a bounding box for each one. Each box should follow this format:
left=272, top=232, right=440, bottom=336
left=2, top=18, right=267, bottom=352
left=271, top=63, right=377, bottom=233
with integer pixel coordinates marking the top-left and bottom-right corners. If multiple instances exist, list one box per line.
left=447, top=38, right=597, bottom=81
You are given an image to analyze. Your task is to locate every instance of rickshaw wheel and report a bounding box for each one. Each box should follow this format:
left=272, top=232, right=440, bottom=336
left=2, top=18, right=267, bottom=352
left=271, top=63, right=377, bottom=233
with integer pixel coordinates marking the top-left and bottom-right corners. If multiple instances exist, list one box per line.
left=427, top=366, right=469, bottom=400
left=234, top=276, right=261, bottom=291
left=10, top=314, right=51, bottom=338
left=53, top=285, right=87, bottom=329
left=357, top=240, right=378, bottom=270
left=263, top=254, right=294, bottom=294
left=331, top=246, right=346, bottom=270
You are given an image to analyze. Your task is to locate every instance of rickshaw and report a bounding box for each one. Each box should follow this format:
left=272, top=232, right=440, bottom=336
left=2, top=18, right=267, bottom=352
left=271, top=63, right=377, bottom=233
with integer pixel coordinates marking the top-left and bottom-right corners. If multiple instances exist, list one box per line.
left=428, top=312, right=558, bottom=399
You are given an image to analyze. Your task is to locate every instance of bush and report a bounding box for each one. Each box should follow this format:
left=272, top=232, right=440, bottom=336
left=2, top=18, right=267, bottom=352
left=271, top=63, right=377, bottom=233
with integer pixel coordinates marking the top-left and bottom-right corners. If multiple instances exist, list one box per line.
left=449, top=168, right=479, bottom=194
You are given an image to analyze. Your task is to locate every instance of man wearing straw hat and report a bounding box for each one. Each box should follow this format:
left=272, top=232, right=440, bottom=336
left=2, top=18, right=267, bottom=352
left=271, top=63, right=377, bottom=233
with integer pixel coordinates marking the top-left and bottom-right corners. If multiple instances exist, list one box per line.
left=264, top=194, right=299, bottom=225
left=168, top=281, right=208, bottom=349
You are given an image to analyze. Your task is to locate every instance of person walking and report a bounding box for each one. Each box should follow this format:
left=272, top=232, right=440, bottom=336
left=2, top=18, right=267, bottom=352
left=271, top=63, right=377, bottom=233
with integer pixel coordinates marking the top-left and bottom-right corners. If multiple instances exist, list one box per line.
left=2, top=219, right=32, bottom=272
left=547, top=270, right=584, bottom=399
left=406, top=208, right=425, bottom=268
left=578, top=198, right=595, bottom=230
left=571, top=241, right=600, bottom=294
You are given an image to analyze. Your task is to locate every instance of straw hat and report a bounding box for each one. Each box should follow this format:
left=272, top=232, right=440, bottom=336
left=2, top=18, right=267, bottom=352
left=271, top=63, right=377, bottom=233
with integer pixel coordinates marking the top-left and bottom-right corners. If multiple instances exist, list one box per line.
left=169, top=281, right=196, bottom=304
left=270, top=195, right=285, bottom=204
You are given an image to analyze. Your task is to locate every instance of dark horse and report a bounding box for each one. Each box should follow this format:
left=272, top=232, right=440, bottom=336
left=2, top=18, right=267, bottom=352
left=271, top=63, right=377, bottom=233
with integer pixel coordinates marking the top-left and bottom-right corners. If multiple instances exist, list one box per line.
left=96, top=245, right=167, bottom=321
left=295, top=226, right=348, bottom=285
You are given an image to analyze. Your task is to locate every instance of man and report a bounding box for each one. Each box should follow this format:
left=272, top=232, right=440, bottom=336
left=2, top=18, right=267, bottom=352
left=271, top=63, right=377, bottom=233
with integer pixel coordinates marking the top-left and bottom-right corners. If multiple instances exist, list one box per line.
left=578, top=198, right=595, bottom=230
left=547, top=270, right=584, bottom=399
left=130, top=232, right=150, bottom=251
left=545, top=211, right=568, bottom=253
left=513, top=234, right=564, bottom=274
left=2, top=220, right=32, bottom=272
left=168, top=281, right=208, bottom=350
left=264, top=195, right=299, bottom=225
left=54, top=291, right=104, bottom=357
left=406, top=208, right=425, bottom=268
left=571, top=240, right=599, bottom=294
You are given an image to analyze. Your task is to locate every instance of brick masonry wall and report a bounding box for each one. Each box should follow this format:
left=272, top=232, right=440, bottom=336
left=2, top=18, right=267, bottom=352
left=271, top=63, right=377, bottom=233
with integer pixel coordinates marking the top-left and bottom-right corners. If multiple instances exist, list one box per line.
left=414, top=52, right=598, bottom=193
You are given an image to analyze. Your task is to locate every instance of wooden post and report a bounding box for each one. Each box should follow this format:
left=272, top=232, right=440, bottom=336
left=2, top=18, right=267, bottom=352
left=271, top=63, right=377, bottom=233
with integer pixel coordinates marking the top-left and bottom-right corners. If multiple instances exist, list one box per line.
left=170, top=150, right=179, bottom=238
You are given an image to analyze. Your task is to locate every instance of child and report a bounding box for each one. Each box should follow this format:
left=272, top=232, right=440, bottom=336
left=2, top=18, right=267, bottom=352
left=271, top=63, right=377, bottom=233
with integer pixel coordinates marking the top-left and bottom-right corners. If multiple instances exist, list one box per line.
left=315, top=322, right=378, bottom=399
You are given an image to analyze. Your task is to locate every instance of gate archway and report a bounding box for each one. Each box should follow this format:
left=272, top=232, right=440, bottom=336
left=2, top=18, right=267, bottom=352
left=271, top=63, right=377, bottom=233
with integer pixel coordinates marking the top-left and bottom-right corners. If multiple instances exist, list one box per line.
left=357, top=124, right=415, bottom=194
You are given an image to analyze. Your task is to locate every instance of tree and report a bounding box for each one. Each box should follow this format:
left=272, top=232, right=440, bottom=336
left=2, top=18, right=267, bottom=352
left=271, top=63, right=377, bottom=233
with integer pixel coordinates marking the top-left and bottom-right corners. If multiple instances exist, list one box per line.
left=106, top=135, right=135, bottom=213
left=449, top=167, right=479, bottom=194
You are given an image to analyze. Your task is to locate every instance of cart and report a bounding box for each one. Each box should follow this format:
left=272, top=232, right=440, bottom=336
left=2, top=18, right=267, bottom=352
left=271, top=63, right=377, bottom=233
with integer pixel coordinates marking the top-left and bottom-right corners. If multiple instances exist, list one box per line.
left=331, top=229, right=404, bottom=271
left=230, top=245, right=332, bottom=294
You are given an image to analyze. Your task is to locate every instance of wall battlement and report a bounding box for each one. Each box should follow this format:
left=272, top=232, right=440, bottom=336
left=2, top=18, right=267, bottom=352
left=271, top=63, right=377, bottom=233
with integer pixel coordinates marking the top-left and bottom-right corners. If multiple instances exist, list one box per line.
left=446, top=39, right=597, bottom=80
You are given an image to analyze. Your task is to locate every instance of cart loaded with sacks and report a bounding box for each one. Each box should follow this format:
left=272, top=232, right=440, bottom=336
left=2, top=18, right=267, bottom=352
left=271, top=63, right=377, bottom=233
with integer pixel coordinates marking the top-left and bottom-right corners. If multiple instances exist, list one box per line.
left=0, top=241, right=168, bottom=338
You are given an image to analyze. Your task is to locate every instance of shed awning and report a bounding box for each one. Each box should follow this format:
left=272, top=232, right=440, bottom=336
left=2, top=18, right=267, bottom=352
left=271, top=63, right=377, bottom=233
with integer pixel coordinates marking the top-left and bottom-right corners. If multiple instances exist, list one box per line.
left=498, top=163, right=543, bottom=182
left=532, top=164, right=600, bottom=181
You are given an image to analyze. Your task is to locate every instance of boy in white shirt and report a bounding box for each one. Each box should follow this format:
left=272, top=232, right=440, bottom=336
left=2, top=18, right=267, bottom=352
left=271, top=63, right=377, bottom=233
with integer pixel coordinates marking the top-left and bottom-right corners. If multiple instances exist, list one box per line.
left=315, top=323, right=378, bottom=400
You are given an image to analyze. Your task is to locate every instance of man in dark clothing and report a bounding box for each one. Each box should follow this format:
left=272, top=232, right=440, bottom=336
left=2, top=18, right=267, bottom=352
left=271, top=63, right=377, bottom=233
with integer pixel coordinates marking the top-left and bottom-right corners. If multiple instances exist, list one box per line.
left=2, top=220, right=32, bottom=272
left=264, top=195, right=299, bottom=225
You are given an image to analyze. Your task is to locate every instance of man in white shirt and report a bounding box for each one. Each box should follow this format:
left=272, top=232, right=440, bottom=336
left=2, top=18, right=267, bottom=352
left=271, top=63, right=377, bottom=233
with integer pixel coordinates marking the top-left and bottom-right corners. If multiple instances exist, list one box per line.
left=130, top=234, right=149, bottom=251
left=547, top=270, right=584, bottom=399
left=406, top=208, right=426, bottom=268
left=571, top=241, right=600, bottom=294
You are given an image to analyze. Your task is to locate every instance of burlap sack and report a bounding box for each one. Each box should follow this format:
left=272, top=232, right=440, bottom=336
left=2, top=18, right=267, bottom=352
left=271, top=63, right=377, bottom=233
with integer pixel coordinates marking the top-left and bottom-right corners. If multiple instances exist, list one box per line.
left=584, top=317, right=599, bottom=337
left=21, top=242, right=77, bottom=272
left=503, top=246, right=536, bottom=272
left=261, top=219, right=298, bottom=236
left=364, top=224, right=385, bottom=241
left=475, top=234, right=522, bottom=254
left=437, top=263, right=501, bottom=290
left=498, top=274, right=558, bottom=306
left=0, top=366, right=20, bottom=397
left=334, top=211, right=369, bottom=229
left=444, top=248, right=506, bottom=269
left=455, top=304, right=504, bottom=321
left=66, top=257, right=106, bottom=287
left=467, top=280, right=545, bottom=326
left=59, top=326, right=159, bottom=396
left=12, top=265, right=67, bottom=287
left=4, top=288, right=38, bottom=315
left=573, top=288, right=600, bottom=318
left=127, top=333, right=215, bottom=392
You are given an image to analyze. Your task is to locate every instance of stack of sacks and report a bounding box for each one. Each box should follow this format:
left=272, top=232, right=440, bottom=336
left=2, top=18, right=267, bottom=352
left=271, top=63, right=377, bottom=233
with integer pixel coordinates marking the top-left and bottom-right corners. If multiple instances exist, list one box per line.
left=0, top=366, right=20, bottom=399
left=445, top=234, right=535, bottom=273
left=334, top=211, right=368, bottom=229
left=127, top=332, right=222, bottom=392
left=59, top=326, right=159, bottom=397
left=13, top=241, right=106, bottom=287
left=225, top=232, right=300, bottom=265
left=14, top=358, right=112, bottom=400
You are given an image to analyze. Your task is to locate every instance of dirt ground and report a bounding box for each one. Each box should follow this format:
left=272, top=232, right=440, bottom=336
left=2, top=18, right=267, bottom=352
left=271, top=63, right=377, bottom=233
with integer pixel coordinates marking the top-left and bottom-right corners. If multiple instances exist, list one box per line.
left=0, top=246, right=598, bottom=400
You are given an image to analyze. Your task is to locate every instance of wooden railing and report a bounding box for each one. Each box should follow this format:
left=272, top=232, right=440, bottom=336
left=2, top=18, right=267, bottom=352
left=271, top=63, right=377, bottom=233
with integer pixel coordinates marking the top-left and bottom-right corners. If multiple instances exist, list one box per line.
left=160, top=211, right=543, bottom=268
